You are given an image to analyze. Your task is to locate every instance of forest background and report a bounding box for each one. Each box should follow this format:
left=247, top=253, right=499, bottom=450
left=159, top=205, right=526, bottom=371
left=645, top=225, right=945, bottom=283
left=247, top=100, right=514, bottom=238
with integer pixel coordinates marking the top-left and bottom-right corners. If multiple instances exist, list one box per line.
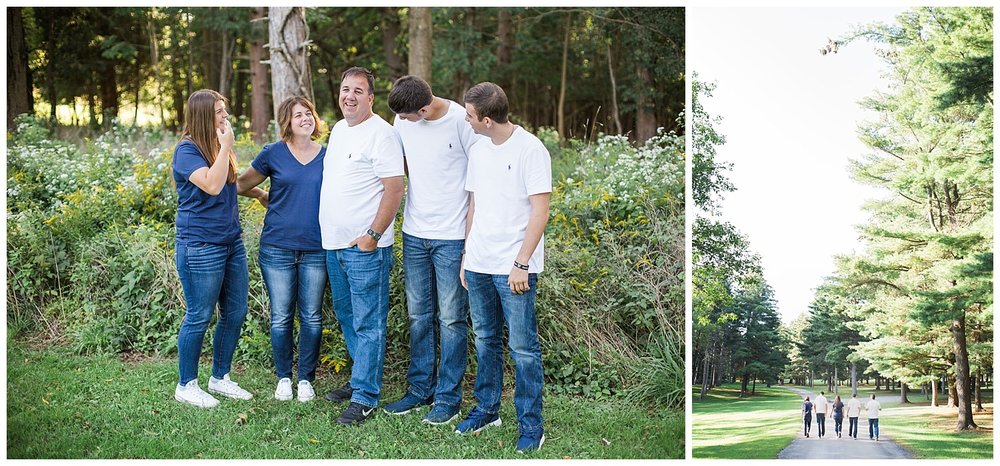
left=5, top=6, right=686, bottom=458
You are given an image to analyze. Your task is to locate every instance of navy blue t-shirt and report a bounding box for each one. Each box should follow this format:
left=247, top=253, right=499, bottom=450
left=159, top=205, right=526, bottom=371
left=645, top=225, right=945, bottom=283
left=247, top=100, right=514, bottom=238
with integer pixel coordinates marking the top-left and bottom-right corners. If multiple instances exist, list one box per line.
left=172, top=139, right=242, bottom=245
left=251, top=142, right=325, bottom=251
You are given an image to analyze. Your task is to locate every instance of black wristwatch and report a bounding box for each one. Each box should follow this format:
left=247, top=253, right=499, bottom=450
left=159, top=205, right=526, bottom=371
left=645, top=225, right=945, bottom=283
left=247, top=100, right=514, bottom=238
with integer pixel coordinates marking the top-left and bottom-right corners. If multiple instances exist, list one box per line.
left=366, top=228, right=383, bottom=242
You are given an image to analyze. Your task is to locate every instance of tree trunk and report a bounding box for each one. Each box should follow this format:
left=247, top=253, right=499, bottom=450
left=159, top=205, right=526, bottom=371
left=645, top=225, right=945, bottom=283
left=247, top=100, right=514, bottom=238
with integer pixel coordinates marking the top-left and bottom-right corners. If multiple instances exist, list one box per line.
left=233, top=38, right=247, bottom=119
left=739, top=374, right=750, bottom=398
left=557, top=12, right=572, bottom=140
left=850, top=362, right=858, bottom=397
left=99, top=66, right=118, bottom=128
left=219, top=30, right=235, bottom=98
left=951, top=313, right=977, bottom=430
left=635, top=63, right=656, bottom=144
left=407, top=7, right=433, bottom=84
left=900, top=382, right=909, bottom=404
left=931, top=379, right=938, bottom=407
left=7, top=7, right=33, bottom=128
left=496, top=8, right=513, bottom=90
left=268, top=7, right=314, bottom=139
left=699, top=342, right=712, bottom=399
left=947, top=374, right=957, bottom=408
left=250, top=7, right=270, bottom=144
left=146, top=10, right=166, bottom=128
left=381, top=7, right=404, bottom=82
left=606, top=43, right=623, bottom=136
left=974, top=371, right=983, bottom=412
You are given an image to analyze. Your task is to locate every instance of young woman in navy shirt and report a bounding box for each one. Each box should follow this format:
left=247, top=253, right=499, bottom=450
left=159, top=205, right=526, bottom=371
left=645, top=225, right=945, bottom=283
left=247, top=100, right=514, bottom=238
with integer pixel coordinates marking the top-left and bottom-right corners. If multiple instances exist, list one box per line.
left=237, top=96, right=327, bottom=402
left=172, top=90, right=256, bottom=407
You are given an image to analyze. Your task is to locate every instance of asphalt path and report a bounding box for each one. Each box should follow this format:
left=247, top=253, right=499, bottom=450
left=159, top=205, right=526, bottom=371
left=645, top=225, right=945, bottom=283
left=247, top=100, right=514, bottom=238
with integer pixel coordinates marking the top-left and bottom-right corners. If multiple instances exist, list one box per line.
left=776, top=386, right=914, bottom=459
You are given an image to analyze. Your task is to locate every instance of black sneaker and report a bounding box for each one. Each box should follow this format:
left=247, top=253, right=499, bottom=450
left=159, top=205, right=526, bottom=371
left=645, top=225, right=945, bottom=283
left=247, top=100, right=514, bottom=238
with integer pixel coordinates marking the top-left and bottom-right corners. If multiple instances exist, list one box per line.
left=324, top=382, right=354, bottom=403
left=337, top=401, right=377, bottom=426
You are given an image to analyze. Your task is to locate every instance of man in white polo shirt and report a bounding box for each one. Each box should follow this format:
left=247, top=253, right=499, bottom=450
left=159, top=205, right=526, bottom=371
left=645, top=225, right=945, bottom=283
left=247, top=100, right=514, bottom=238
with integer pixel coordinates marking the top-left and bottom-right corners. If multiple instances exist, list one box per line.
left=381, top=75, right=481, bottom=425
left=846, top=392, right=862, bottom=439
left=453, top=82, right=551, bottom=454
left=814, top=391, right=829, bottom=438
left=867, top=393, right=882, bottom=441
left=318, top=66, right=405, bottom=426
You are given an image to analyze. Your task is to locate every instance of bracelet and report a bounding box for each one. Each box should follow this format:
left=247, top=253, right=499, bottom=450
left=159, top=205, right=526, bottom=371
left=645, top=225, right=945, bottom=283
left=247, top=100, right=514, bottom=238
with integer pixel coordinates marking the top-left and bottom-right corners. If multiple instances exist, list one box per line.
left=513, top=260, right=529, bottom=271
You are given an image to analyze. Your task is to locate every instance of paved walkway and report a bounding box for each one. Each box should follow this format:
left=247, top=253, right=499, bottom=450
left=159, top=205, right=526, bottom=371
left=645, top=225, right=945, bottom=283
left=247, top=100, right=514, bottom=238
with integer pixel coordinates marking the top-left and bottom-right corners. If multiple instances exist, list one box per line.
left=776, top=386, right=914, bottom=459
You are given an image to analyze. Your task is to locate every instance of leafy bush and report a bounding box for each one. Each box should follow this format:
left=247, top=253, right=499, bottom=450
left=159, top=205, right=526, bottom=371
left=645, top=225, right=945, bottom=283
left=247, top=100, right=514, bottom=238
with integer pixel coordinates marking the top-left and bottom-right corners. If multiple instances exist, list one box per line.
left=6, top=118, right=685, bottom=404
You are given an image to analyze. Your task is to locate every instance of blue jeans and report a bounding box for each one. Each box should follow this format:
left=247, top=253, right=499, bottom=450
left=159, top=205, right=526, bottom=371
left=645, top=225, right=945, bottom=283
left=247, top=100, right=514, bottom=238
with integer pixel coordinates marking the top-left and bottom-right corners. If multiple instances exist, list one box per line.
left=402, top=232, right=468, bottom=408
left=849, top=417, right=859, bottom=438
left=465, top=271, right=543, bottom=436
left=869, top=418, right=879, bottom=439
left=816, top=413, right=826, bottom=436
left=834, top=415, right=843, bottom=435
left=327, top=246, right=393, bottom=407
left=176, top=238, right=249, bottom=385
left=259, top=245, right=326, bottom=382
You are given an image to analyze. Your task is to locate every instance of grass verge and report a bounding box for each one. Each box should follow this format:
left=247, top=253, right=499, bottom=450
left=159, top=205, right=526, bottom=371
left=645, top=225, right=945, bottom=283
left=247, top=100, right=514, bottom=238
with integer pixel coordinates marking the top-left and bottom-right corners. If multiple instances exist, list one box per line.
left=6, top=342, right=682, bottom=459
left=691, top=383, right=801, bottom=458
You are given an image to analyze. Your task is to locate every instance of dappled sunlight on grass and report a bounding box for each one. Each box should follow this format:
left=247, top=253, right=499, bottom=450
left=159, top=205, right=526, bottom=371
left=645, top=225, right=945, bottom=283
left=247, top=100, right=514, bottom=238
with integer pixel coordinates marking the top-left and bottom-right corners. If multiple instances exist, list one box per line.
left=692, top=384, right=802, bottom=458
left=881, top=403, right=993, bottom=458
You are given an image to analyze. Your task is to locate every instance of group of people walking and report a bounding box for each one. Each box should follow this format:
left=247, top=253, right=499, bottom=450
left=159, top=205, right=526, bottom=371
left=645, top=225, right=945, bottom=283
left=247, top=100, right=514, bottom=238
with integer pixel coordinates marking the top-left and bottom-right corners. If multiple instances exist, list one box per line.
left=802, top=392, right=882, bottom=441
left=170, top=66, right=551, bottom=453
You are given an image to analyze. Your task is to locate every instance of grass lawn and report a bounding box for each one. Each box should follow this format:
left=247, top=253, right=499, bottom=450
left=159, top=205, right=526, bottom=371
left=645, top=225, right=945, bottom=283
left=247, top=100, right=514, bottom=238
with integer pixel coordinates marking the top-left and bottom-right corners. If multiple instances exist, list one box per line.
left=693, top=382, right=994, bottom=459
left=6, top=342, right=682, bottom=459
left=690, top=383, right=802, bottom=459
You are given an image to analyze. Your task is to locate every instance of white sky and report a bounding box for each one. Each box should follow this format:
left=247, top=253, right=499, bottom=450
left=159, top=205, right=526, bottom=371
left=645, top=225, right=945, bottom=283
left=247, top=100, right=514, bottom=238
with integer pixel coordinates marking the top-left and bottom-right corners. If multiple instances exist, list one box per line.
left=689, top=7, right=905, bottom=323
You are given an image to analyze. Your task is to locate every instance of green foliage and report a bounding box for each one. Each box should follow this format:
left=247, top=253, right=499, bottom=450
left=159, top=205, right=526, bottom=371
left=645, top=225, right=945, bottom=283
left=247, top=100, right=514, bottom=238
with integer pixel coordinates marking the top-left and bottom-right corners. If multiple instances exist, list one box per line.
left=6, top=116, right=684, bottom=405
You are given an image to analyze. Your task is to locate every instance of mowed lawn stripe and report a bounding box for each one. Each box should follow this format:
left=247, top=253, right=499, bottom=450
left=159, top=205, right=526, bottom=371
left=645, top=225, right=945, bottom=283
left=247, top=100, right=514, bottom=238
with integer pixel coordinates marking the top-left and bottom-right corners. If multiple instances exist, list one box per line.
left=692, top=384, right=802, bottom=459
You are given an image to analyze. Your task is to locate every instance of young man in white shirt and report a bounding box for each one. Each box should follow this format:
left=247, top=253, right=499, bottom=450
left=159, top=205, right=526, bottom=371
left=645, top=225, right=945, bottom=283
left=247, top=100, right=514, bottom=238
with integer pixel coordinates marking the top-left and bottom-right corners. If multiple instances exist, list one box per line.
left=381, top=75, right=480, bottom=424
left=866, top=393, right=882, bottom=441
left=814, top=391, right=829, bottom=438
left=318, top=67, right=405, bottom=426
left=453, top=82, right=551, bottom=453
left=846, top=393, right=862, bottom=439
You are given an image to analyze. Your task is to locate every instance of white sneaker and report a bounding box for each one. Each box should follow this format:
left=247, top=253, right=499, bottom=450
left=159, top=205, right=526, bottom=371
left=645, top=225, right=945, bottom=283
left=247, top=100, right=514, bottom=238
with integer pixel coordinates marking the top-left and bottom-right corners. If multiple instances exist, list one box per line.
left=207, top=373, right=253, bottom=400
left=297, top=380, right=316, bottom=402
left=274, top=378, right=293, bottom=401
left=175, top=380, right=219, bottom=408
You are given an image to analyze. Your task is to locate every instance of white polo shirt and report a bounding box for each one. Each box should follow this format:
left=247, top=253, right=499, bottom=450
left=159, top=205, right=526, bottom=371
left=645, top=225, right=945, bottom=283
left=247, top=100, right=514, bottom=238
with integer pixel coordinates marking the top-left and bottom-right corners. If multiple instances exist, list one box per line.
left=866, top=399, right=881, bottom=419
left=394, top=100, right=481, bottom=240
left=814, top=394, right=828, bottom=414
left=319, top=114, right=405, bottom=250
left=464, top=126, right=551, bottom=275
left=846, top=397, right=862, bottom=417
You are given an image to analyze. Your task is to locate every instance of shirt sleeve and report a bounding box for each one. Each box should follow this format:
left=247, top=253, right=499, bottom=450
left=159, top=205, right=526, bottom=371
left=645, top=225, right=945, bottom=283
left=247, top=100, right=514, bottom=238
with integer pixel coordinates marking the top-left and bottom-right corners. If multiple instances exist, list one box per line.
left=459, top=119, right=483, bottom=157
left=251, top=143, right=273, bottom=177
left=372, top=128, right=405, bottom=178
left=173, top=141, right=208, bottom=181
left=523, top=141, right=553, bottom=196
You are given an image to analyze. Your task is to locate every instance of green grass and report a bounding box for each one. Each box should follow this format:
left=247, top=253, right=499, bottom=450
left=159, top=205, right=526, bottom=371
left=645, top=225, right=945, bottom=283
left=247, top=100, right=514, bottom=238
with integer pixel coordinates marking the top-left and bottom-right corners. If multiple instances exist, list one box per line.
left=690, top=383, right=802, bottom=459
left=6, top=342, right=682, bottom=459
left=692, top=383, right=994, bottom=459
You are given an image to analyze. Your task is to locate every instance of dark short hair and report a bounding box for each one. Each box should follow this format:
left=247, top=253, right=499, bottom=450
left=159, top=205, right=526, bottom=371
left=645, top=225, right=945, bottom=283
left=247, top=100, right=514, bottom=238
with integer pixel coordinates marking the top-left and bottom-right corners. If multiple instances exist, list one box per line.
left=388, top=75, right=433, bottom=114
left=463, top=82, right=509, bottom=124
left=341, top=66, right=374, bottom=95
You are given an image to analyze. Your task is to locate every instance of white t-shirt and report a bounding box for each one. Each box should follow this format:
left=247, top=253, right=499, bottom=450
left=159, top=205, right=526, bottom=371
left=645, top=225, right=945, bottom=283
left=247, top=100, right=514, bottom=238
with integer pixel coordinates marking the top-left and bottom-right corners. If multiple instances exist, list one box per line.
left=464, top=126, right=552, bottom=275
left=866, top=399, right=881, bottom=419
left=394, top=100, right=481, bottom=239
left=319, top=114, right=405, bottom=250
left=846, top=397, right=862, bottom=417
left=814, top=395, right=828, bottom=414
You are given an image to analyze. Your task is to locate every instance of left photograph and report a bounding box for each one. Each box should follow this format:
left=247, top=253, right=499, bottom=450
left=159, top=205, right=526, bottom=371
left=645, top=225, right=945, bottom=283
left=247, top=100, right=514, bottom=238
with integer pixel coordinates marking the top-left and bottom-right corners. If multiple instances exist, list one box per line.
left=5, top=7, right=686, bottom=459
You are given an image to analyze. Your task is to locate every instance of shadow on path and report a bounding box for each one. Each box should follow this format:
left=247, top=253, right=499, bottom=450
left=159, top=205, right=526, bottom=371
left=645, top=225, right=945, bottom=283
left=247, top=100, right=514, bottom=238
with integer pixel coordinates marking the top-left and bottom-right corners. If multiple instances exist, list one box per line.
left=776, top=386, right=914, bottom=459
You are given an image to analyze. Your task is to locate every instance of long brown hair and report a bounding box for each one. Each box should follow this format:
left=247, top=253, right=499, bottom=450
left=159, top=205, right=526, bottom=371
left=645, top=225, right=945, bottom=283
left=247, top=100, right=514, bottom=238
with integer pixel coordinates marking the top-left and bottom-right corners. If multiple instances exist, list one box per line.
left=180, top=89, right=237, bottom=184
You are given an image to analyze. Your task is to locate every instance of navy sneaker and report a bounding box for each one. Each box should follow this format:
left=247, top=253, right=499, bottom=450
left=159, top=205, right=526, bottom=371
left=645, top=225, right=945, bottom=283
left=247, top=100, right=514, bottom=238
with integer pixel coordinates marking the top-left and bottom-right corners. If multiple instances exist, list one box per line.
left=382, top=392, right=433, bottom=415
left=337, top=401, right=377, bottom=426
left=324, top=382, right=354, bottom=403
left=516, top=432, right=545, bottom=453
left=454, top=406, right=501, bottom=434
left=422, top=403, right=461, bottom=425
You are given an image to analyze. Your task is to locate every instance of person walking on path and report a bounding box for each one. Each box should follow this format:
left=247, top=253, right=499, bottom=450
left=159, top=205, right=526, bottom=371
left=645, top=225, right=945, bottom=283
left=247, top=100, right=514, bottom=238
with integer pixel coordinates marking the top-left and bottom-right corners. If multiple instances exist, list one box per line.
left=832, top=395, right=845, bottom=438
left=814, top=392, right=829, bottom=438
left=237, top=96, right=326, bottom=403
left=867, top=394, right=882, bottom=441
left=846, top=393, right=862, bottom=439
left=802, top=396, right=814, bottom=438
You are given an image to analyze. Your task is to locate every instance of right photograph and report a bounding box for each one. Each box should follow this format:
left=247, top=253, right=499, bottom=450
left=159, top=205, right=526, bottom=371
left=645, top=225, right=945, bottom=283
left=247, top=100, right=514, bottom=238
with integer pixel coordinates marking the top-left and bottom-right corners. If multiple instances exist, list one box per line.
left=689, top=6, right=993, bottom=460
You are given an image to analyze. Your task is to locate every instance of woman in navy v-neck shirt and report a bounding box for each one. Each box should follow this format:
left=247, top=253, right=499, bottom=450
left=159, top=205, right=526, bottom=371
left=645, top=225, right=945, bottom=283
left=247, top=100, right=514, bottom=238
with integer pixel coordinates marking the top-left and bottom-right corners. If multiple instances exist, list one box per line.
left=172, top=90, right=255, bottom=408
left=237, top=96, right=327, bottom=403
